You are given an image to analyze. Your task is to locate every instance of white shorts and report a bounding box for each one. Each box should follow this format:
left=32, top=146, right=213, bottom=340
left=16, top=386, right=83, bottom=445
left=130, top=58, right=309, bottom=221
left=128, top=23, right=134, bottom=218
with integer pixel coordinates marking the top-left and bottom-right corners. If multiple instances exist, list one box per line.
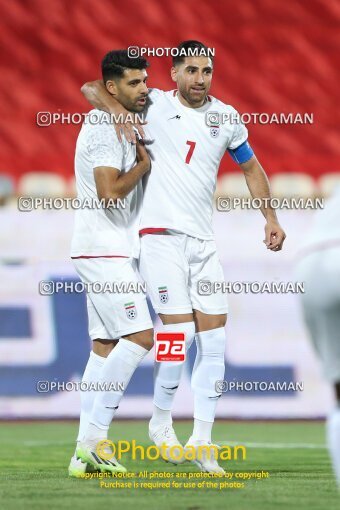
left=296, top=248, right=340, bottom=382
left=139, top=232, right=228, bottom=315
left=73, top=257, right=153, bottom=340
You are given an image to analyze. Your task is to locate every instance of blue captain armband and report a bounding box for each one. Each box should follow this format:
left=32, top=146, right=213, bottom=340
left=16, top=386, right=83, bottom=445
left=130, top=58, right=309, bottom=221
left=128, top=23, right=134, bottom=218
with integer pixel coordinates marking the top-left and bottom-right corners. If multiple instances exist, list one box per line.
left=227, top=140, right=254, bottom=164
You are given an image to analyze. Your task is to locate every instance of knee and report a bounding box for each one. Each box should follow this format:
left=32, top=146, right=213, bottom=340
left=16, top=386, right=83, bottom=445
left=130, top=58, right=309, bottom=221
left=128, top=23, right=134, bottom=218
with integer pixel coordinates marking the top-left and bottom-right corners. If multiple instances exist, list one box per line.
left=159, top=319, right=196, bottom=346
left=195, top=313, right=227, bottom=333
left=139, top=335, right=154, bottom=351
left=124, top=329, right=154, bottom=351
left=221, top=314, right=227, bottom=327
left=212, top=315, right=227, bottom=329
left=92, top=339, right=117, bottom=357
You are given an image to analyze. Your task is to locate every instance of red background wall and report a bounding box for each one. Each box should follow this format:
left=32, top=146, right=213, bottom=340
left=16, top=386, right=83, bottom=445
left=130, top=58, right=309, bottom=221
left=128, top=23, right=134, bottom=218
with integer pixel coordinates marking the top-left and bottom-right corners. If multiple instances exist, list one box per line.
left=1, top=0, right=339, bottom=180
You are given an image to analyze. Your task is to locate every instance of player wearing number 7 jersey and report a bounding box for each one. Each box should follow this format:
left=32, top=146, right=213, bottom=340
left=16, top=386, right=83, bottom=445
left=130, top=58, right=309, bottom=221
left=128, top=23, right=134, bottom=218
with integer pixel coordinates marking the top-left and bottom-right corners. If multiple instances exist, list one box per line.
left=81, top=40, right=286, bottom=473
left=139, top=87, right=247, bottom=240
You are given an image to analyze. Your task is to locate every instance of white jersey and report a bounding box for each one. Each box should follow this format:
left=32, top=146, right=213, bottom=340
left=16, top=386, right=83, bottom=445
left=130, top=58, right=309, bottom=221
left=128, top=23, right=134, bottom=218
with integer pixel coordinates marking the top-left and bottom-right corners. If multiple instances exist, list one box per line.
left=70, top=109, right=141, bottom=258
left=140, top=89, right=248, bottom=239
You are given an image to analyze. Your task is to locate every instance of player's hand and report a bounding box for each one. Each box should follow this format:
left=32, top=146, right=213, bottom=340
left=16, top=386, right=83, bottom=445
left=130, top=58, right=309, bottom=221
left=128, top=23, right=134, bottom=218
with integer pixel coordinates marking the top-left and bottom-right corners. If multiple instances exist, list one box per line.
left=110, top=108, right=147, bottom=144
left=263, top=221, right=286, bottom=251
left=136, top=141, right=151, bottom=174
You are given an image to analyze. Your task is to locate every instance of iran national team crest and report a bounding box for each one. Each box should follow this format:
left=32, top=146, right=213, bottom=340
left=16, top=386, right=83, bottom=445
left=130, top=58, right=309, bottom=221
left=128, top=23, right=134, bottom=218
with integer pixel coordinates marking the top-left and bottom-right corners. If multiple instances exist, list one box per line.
left=158, top=286, right=169, bottom=304
left=210, top=126, right=220, bottom=138
left=125, top=302, right=137, bottom=320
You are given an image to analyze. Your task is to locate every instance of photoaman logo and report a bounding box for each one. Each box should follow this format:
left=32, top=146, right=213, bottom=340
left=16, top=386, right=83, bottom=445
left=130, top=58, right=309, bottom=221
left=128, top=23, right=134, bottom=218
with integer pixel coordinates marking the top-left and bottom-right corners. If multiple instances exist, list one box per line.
left=95, top=439, right=247, bottom=463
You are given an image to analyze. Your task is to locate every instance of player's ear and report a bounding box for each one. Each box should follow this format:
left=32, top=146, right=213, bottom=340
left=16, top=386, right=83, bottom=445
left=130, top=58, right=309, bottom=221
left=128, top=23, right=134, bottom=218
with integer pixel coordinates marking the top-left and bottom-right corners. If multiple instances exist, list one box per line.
left=106, top=79, right=118, bottom=96
left=170, top=66, right=178, bottom=83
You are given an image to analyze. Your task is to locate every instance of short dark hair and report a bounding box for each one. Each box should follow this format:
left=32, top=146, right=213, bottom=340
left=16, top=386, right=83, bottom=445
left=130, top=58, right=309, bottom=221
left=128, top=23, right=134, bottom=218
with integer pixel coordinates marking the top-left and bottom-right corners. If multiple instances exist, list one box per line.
left=172, top=40, right=214, bottom=66
left=101, top=50, right=149, bottom=83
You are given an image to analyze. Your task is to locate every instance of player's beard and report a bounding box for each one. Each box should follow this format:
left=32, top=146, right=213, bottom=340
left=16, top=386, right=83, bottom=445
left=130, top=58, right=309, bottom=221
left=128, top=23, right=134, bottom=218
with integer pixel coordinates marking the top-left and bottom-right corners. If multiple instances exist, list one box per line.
left=182, top=87, right=207, bottom=107
left=130, top=95, right=148, bottom=113
left=117, top=93, right=147, bottom=113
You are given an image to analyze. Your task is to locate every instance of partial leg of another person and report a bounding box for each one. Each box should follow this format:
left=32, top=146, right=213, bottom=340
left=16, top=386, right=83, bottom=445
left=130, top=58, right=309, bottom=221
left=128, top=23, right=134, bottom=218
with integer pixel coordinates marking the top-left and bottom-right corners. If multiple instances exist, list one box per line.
left=68, top=286, right=117, bottom=477
left=139, top=233, right=196, bottom=462
left=75, top=257, right=154, bottom=473
left=184, top=238, right=228, bottom=473
left=298, top=251, right=340, bottom=485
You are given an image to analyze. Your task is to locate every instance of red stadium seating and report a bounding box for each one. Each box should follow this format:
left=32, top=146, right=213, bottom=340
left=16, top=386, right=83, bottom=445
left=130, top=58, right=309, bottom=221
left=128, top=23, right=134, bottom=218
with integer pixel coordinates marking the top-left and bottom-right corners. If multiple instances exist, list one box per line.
left=1, top=0, right=339, bottom=181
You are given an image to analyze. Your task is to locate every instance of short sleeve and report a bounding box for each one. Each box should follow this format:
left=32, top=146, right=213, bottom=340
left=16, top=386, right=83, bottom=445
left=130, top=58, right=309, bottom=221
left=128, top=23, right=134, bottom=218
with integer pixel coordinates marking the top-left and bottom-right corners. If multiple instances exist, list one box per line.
left=87, top=122, right=124, bottom=171
left=227, top=109, right=248, bottom=150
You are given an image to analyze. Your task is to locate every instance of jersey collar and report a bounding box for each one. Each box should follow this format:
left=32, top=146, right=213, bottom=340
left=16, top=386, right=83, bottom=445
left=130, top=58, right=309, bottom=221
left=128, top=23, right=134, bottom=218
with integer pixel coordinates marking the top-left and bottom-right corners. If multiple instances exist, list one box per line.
left=172, top=90, right=212, bottom=113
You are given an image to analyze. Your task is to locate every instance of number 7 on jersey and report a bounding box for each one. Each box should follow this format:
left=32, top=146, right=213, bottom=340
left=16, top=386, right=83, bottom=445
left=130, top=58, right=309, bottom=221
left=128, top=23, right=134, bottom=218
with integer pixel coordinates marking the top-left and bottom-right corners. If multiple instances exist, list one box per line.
left=185, top=140, right=196, bottom=164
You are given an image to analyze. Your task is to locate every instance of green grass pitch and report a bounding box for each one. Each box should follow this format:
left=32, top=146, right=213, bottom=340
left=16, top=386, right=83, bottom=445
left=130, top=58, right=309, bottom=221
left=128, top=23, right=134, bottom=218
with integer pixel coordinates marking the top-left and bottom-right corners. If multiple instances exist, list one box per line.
left=0, top=420, right=338, bottom=510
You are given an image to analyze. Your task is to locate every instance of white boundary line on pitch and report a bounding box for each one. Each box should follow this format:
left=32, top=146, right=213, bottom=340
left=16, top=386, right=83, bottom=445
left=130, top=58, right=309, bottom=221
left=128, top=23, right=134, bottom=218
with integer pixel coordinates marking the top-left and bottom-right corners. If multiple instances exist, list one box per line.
left=219, top=440, right=326, bottom=449
left=21, top=439, right=327, bottom=449
left=23, top=440, right=71, bottom=446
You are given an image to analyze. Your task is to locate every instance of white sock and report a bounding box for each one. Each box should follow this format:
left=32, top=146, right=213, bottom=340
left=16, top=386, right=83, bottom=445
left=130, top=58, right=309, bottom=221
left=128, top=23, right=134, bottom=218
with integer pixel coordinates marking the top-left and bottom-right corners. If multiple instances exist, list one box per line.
left=151, top=406, right=172, bottom=426
left=151, top=321, right=195, bottom=426
left=190, top=418, right=213, bottom=443
left=85, top=338, right=148, bottom=439
left=86, top=422, right=108, bottom=441
left=76, top=351, right=106, bottom=442
left=326, top=406, right=340, bottom=484
left=191, top=327, right=226, bottom=423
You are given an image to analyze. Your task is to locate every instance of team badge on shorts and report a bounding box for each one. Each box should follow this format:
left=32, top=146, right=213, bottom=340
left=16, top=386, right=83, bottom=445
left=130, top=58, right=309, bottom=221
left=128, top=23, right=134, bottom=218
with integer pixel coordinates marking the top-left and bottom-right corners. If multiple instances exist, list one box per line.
left=210, top=127, right=220, bottom=138
left=124, top=302, right=137, bottom=320
left=158, top=286, right=169, bottom=304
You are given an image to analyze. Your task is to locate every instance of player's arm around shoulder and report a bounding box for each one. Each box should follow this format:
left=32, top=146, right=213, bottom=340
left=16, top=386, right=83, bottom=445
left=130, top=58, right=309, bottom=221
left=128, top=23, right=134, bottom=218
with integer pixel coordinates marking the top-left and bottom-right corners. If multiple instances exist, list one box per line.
left=81, top=79, right=146, bottom=144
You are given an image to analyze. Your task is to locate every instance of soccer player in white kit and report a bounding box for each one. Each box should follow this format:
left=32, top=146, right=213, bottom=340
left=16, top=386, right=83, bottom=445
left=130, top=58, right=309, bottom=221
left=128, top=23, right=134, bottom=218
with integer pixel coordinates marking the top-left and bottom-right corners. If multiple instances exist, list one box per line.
left=296, top=187, right=340, bottom=485
left=69, top=50, right=153, bottom=476
left=82, top=40, right=286, bottom=473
